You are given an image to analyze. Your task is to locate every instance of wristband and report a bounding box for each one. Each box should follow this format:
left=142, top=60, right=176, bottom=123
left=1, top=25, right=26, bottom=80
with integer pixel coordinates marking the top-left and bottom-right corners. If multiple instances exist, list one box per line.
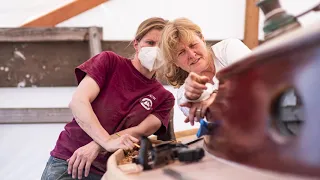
left=185, top=83, right=218, bottom=103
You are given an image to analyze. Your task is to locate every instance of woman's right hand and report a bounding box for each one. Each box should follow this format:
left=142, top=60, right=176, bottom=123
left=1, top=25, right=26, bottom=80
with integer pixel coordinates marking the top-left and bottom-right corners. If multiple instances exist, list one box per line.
left=105, top=134, right=139, bottom=152
left=184, top=72, right=210, bottom=100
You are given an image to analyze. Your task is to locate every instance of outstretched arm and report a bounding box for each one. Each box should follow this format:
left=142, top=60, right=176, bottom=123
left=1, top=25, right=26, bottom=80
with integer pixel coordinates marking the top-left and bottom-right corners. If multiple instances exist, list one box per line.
left=69, top=75, right=138, bottom=152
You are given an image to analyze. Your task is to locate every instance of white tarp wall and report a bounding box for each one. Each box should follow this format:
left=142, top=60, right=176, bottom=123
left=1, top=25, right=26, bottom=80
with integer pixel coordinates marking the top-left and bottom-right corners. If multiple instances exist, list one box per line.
left=0, top=0, right=319, bottom=179
left=1, top=0, right=319, bottom=40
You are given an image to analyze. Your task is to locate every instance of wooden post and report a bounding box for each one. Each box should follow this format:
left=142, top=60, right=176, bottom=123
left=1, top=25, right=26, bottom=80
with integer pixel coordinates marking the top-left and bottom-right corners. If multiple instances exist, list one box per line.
left=88, top=27, right=103, bottom=57
left=244, top=0, right=260, bottom=49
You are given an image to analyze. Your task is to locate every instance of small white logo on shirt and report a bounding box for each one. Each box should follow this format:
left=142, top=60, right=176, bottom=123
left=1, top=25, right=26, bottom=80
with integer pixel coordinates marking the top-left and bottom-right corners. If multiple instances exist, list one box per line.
left=140, top=98, right=153, bottom=110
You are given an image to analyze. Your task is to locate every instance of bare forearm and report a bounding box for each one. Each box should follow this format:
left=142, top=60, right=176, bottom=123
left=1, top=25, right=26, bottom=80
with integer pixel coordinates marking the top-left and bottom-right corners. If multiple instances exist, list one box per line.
left=116, top=115, right=162, bottom=139
left=89, top=127, right=146, bottom=153
left=69, top=98, right=111, bottom=150
left=88, top=114, right=161, bottom=152
left=115, top=127, right=145, bottom=139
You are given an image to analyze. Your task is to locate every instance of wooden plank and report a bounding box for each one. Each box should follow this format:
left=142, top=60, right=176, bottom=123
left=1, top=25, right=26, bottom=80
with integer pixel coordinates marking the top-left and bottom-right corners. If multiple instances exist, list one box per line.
left=0, top=27, right=102, bottom=42
left=21, top=0, right=108, bottom=27
left=0, top=108, right=72, bottom=124
left=174, top=128, right=198, bottom=139
left=243, top=0, right=260, bottom=49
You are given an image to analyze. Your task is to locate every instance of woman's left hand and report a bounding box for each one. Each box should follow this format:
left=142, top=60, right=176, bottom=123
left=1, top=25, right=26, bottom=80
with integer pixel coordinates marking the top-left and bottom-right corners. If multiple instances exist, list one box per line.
left=181, top=92, right=217, bottom=126
left=67, top=141, right=101, bottom=179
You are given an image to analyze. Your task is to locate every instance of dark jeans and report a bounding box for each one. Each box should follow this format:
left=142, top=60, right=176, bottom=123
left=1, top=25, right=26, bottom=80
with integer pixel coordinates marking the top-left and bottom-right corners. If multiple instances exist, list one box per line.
left=41, top=156, right=102, bottom=180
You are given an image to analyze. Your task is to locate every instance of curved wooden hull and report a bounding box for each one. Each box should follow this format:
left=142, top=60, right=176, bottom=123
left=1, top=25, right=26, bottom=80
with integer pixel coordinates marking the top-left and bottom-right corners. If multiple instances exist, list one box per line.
left=205, top=21, right=320, bottom=178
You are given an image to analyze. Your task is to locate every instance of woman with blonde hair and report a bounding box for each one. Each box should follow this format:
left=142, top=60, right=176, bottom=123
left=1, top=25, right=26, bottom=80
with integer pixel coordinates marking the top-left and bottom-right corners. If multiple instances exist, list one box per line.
left=159, top=17, right=251, bottom=126
left=41, top=17, right=174, bottom=180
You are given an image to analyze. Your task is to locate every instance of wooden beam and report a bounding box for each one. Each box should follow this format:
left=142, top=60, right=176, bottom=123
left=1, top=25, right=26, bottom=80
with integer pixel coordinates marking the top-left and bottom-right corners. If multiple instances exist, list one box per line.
left=21, top=0, right=108, bottom=27
left=0, top=108, right=72, bottom=124
left=244, top=0, right=260, bottom=49
left=0, top=27, right=102, bottom=42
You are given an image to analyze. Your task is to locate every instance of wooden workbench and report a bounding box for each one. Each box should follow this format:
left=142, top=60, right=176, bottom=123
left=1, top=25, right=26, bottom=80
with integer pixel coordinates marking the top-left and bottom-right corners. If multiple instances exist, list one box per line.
left=103, top=135, right=316, bottom=180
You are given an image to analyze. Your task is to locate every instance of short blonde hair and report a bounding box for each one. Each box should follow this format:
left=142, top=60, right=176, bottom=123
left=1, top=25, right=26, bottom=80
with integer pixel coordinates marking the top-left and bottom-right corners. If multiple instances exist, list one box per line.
left=159, top=18, right=204, bottom=88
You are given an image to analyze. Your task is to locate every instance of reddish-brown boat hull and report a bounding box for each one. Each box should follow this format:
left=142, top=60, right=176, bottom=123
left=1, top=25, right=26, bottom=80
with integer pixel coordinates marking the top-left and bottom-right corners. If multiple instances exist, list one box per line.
left=205, top=22, right=320, bottom=178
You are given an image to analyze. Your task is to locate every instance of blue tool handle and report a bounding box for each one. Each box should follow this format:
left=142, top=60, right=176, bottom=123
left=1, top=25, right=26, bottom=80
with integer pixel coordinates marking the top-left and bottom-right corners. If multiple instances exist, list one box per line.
left=196, top=119, right=208, bottom=138
left=196, top=119, right=221, bottom=138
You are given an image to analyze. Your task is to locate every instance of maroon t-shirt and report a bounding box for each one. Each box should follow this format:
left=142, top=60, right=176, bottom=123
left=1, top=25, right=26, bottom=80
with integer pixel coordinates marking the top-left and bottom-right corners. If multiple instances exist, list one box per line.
left=50, top=51, right=175, bottom=175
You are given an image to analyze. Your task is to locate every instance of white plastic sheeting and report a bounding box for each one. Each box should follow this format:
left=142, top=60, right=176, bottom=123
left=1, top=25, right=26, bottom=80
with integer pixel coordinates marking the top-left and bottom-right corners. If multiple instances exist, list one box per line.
left=55, top=0, right=320, bottom=40
left=0, top=124, right=65, bottom=180
left=0, top=87, right=74, bottom=108
left=1, top=0, right=319, bottom=41
left=0, top=86, right=196, bottom=131
left=57, top=0, right=247, bottom=40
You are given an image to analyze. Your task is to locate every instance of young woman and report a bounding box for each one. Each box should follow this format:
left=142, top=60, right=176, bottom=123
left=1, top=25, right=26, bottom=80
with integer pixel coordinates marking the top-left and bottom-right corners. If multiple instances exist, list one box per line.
left=41, top=17, right=174, bottom=180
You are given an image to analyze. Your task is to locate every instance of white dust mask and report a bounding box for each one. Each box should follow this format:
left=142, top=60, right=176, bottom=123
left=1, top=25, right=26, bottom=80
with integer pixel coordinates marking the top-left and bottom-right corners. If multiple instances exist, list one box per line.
left=138, top=46, right=164, bottom=72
